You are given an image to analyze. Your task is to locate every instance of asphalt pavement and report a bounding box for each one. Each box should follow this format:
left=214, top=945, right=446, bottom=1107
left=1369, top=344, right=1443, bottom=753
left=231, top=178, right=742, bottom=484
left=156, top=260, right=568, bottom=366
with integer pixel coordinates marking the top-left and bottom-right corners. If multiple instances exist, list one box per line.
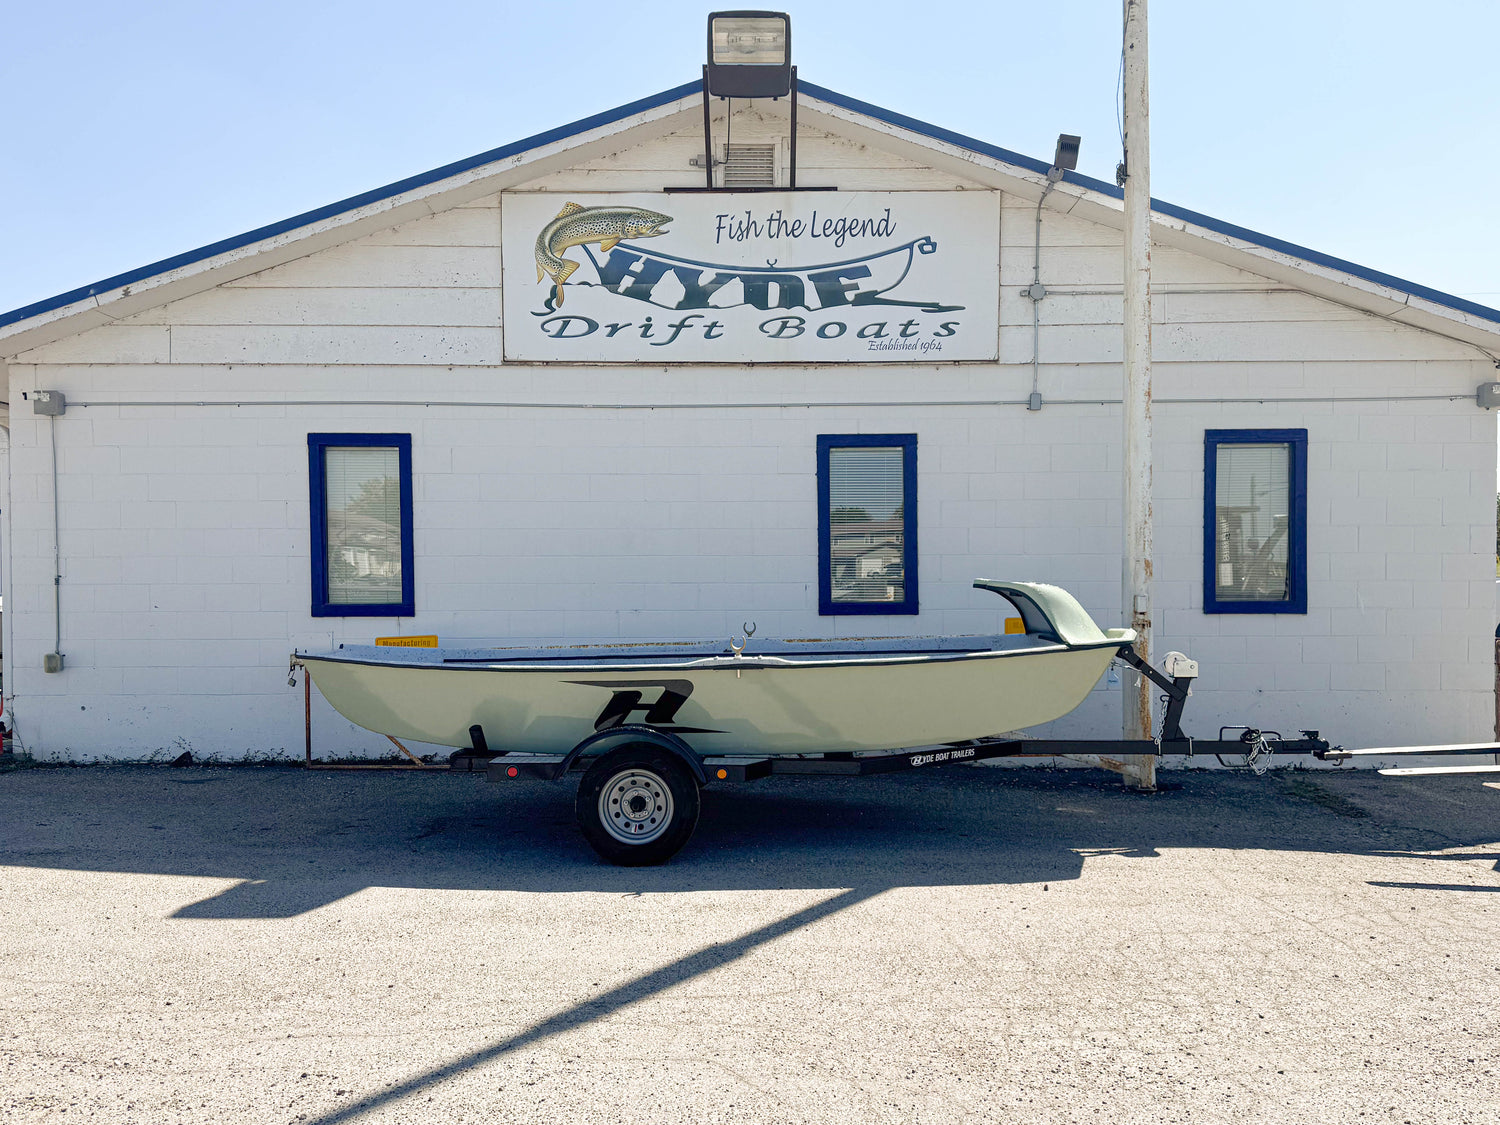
left=2, top=760, right=1498, bottom=1124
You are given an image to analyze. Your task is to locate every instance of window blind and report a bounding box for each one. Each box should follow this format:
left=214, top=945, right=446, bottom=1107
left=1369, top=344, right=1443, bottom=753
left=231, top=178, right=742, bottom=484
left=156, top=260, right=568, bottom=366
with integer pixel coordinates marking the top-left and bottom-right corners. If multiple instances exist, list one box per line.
left=827, top=445, right=906, bottom=603
left=324, top=446, right=403, bottom=605
left=1213, top=442, right=1291, bottom=603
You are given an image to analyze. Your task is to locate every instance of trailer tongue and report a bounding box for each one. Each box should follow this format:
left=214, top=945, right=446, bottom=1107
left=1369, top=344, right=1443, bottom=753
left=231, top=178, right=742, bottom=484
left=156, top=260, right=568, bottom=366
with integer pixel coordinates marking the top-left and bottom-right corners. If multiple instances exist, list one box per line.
left=1309, top=743, right=1500, bottom=776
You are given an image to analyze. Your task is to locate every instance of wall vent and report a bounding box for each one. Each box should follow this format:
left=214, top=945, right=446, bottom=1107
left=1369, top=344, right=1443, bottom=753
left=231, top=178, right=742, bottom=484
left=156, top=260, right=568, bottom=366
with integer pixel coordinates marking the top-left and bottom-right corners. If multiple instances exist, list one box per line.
left=723, top=143, right=777, bottom=188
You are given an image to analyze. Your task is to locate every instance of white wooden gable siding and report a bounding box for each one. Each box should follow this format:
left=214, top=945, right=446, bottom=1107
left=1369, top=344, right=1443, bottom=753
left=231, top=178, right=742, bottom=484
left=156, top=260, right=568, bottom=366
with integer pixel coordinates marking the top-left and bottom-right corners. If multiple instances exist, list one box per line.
left=2, top=101, right=1495, bottom=760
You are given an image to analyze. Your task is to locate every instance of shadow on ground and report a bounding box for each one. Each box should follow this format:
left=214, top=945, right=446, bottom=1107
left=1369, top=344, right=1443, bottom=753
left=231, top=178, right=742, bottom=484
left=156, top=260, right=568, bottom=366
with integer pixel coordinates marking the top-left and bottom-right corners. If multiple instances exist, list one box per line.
left=3, top=763, right=1495, bottom=918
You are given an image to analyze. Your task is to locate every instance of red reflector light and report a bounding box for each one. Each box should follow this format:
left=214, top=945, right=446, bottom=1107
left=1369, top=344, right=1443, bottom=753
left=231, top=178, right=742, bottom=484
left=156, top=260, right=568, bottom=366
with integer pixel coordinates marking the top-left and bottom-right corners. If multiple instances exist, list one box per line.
left=506, top=766, right=518, bottom=778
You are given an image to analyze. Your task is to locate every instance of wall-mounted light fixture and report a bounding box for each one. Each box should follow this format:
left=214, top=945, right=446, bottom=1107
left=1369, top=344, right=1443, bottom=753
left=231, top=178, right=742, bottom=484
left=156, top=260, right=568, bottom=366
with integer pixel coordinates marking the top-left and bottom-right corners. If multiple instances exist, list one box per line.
left=1026, top=135, right=1082, bottom=413
left=1050, top=134, right=1081, bottom=182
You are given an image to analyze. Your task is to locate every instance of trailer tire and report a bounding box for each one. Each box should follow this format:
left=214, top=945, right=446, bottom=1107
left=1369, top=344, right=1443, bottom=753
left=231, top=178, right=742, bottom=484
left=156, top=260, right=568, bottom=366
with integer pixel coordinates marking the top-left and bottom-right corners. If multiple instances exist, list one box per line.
left=576, top=744, right=701, bottom=866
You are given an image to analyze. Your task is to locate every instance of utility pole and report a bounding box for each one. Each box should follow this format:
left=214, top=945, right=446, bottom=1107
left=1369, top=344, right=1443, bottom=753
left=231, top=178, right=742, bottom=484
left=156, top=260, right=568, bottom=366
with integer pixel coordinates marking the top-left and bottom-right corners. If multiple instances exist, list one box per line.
left=1120, top=0, right=1156, bottom=789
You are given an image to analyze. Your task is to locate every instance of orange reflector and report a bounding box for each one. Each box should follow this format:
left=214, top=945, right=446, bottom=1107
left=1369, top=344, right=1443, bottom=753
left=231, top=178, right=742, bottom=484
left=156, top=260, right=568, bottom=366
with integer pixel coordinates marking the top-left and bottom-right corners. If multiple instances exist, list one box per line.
left=717, top=768, right=728, bottom=779
left=1004, top=617, right=1025, bottom=635
left=506, top=766, right=518, bottom=778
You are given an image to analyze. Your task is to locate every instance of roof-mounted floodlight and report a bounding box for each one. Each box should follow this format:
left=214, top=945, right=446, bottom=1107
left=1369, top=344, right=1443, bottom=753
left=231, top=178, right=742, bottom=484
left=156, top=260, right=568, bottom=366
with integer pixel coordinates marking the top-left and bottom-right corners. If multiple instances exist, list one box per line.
left=699, top=11, right=799, bottom=190
left=1049, top=134, right=1081, bottom=182
left=707, top=11, right=791, bottom=98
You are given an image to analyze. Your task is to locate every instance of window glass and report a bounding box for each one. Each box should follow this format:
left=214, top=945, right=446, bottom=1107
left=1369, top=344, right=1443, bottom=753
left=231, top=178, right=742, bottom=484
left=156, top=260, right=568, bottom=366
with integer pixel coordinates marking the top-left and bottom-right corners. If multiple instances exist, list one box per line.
left=1213, top=442, right=1291, bottom=603
left=324, top=446, right=404, bottom=606
left=827, top=445, right=907, bottom=604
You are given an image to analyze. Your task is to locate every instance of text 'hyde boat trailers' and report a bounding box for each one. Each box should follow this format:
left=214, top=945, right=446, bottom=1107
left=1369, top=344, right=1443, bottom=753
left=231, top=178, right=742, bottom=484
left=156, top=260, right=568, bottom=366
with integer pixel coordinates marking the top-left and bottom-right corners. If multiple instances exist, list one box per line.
left=291, top=581, right=1500, bottom=865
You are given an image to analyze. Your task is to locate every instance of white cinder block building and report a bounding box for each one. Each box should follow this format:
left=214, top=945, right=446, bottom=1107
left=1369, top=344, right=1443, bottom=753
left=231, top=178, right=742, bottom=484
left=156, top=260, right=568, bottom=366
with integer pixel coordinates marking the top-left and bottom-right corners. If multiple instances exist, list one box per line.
left=1, top=81, right=1498, bottom=761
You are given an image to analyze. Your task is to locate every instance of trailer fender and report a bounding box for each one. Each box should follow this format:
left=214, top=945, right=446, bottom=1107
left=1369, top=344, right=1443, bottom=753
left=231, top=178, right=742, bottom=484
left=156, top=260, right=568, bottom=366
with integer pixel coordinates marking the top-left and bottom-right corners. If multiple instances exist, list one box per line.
left=559, top=724, right=708, bottom=785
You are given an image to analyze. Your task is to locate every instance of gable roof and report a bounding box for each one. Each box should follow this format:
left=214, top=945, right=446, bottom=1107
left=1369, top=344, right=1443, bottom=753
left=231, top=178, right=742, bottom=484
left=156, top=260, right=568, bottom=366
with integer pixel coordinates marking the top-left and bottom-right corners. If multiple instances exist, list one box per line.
left=4, top=79, right=1498, bottom=357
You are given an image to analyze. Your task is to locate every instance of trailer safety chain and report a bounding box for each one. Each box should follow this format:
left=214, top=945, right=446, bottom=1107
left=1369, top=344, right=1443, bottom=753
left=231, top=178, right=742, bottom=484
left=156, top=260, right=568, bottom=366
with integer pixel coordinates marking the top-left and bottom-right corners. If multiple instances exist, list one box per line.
left=1243, top=732, right=1274, bottom=775
left=1214, top=726, right=1278, bottom=773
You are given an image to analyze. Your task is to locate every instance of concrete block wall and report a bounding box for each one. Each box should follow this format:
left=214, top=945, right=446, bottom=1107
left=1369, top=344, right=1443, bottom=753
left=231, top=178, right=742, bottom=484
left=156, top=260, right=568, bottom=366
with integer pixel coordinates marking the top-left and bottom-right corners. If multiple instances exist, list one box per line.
left=1144, top=399, right=1496, bottom=748
left=3, top=361, right=1492, bottom=759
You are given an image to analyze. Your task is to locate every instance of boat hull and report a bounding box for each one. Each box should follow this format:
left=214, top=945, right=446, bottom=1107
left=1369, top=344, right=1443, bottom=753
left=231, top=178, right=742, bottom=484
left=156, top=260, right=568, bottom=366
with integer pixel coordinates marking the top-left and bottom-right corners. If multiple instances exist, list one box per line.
left=299, top=642, right=1123, bottom=755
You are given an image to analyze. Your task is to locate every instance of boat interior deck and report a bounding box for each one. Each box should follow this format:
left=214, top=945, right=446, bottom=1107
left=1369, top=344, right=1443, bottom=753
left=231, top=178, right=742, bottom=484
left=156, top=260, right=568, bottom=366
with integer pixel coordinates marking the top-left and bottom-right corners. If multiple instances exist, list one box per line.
left=321, top=632, right=1054, bottom=668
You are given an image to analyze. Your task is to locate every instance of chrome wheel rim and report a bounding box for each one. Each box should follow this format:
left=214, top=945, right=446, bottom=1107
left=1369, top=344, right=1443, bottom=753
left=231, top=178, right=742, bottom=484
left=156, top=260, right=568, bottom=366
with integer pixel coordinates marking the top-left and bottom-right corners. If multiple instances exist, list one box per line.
left=599, top=768, right=674, bottom=846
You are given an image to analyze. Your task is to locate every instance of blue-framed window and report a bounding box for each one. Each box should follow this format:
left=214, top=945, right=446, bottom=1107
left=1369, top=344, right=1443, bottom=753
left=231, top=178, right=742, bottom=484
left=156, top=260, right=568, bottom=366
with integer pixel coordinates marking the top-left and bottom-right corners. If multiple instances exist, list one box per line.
left=1204, top=429, right=1307, bottom=614
left=308, top=433, right=414, bottom=617
left=817, top=434, right=918, bottom=615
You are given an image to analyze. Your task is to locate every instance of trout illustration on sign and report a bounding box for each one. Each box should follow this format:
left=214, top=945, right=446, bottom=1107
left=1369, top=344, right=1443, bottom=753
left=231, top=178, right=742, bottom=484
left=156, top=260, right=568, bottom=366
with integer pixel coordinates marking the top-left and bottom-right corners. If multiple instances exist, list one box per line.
left=535, top=202, right=672, bottom=306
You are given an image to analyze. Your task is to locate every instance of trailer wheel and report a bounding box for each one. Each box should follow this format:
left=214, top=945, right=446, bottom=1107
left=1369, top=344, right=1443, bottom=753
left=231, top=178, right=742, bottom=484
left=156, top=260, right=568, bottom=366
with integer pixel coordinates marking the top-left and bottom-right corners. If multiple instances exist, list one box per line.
left=576, top=744, right=701, bottom=866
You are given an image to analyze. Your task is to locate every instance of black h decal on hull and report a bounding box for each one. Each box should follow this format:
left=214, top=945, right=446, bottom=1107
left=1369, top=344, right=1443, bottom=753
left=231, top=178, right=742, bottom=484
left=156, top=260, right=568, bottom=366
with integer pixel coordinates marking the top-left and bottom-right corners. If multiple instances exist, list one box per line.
left=567, top=679, right=723, bottom=734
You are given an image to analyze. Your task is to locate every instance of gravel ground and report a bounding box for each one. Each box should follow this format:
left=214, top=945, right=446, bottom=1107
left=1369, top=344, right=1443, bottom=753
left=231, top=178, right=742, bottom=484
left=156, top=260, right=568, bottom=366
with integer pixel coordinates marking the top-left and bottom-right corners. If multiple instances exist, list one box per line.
left=1, top=760, right=1497, bottom=1124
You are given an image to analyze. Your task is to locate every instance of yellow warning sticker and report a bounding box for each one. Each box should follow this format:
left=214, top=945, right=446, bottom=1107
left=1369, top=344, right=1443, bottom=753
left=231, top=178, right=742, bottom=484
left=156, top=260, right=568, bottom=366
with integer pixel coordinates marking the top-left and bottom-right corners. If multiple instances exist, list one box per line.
left=376, top=635, right=439, bottom=648
left=1004, top=618, right=1025, bottom=635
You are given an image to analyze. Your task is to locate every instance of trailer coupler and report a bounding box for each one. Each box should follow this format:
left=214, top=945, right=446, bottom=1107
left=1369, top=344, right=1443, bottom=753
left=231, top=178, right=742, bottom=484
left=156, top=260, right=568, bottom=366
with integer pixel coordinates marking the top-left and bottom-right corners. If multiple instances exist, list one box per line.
left=1200, top=727, right=1335, bottom=774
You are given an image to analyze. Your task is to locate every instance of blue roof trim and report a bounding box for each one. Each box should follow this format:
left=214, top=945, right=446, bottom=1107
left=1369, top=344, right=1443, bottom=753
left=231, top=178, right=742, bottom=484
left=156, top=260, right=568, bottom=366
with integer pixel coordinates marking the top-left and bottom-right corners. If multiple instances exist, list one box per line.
left=798, top=80, right=1058, bottom=178
left=801, top=81, right=1500, bottom=328
left=5, top=77, right=1498, bottom=333
left=1143, top=198, right=1500, bottom=324
left=0, top=80, right=702, bottom=330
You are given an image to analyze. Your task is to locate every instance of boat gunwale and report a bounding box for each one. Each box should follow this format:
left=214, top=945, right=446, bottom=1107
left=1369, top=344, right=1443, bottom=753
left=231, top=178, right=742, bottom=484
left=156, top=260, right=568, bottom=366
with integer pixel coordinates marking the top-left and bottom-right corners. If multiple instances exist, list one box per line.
left=295, top=636, right=1130, bottom=675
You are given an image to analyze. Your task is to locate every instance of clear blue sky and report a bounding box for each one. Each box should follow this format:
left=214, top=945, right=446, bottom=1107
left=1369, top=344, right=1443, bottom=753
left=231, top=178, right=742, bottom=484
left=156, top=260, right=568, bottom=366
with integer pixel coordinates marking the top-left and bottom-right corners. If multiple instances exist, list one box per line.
left=3, top=0, right=1497, bottom=316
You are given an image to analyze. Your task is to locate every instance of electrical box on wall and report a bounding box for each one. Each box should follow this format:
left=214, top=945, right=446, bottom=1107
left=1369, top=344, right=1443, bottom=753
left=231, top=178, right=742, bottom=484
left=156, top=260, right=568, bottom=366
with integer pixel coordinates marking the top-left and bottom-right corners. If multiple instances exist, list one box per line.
left=1477, top=382, right=1500, bottom=409
left=32, top=390, right=65, bottom=416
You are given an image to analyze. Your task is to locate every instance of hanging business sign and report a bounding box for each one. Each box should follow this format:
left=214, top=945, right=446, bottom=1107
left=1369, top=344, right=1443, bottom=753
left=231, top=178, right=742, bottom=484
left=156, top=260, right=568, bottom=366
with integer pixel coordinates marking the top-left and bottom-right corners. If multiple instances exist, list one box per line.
left=500, top=191, right=998, bottom=363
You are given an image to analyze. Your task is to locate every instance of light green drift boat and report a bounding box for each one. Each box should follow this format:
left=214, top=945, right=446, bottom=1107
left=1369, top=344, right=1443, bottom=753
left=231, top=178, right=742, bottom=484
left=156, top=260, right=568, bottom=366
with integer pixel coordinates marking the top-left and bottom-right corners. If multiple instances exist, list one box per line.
left=294, top=582, right=1134, bottom=756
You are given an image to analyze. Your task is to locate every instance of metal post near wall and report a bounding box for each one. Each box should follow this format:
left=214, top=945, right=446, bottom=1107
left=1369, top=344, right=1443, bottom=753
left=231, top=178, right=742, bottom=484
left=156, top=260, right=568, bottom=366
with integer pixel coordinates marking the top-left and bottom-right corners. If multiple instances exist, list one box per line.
left=788, top=66, right=798, bottom=189
left=701, top=66, right=714, bottom=190
left=304, top=672, right=312, bottom=765
left=1120, top=0, right=1156, bottom=789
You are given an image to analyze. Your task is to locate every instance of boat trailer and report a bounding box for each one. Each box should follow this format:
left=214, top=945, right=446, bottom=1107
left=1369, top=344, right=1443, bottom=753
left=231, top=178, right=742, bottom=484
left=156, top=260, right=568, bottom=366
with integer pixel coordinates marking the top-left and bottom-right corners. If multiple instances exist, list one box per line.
left=435, top=642, right=1500, bottom=865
